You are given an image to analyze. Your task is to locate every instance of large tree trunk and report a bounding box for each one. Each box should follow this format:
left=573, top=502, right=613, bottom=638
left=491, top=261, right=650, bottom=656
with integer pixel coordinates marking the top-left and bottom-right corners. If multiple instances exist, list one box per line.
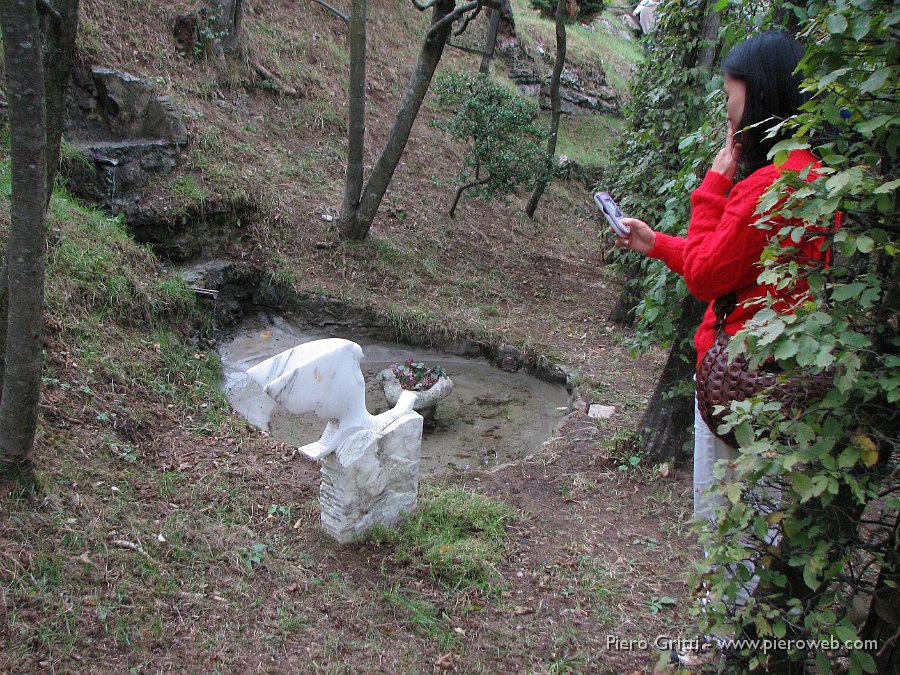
left=639, top=296, right=705, bottom=460
left=41, top=0, right=80, bottom=206
left=0, top=0, right=50, bottom=484
left=497, top=0, right=515, bottom=38
left=861, top=511, right=900, bottom=671
left=694, top=2, right=721, bottom=72
left=340, top=0, right=367, bottom=220
left=339, top=0, right=456, bottom=240
left=524, top=0, right=565, bottom=218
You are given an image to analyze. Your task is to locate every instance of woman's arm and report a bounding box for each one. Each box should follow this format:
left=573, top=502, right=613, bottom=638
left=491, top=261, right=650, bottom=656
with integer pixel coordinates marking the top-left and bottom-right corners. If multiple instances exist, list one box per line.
left=618, top=218, right=688, bottom=275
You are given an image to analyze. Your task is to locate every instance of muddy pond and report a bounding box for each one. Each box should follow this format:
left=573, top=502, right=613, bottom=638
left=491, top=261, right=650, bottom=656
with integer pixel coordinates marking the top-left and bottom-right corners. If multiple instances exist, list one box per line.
left=218, top=316, right=571, bottom=475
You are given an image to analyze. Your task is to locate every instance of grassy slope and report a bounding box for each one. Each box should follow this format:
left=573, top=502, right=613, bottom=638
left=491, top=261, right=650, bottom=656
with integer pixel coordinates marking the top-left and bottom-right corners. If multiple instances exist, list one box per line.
left=0, top=2, right=700, bottom=673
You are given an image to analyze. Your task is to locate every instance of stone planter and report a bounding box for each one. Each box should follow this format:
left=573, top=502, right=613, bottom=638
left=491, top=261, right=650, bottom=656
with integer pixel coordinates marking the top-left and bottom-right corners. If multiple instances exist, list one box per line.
left=378, top=368, right=453, bottom=425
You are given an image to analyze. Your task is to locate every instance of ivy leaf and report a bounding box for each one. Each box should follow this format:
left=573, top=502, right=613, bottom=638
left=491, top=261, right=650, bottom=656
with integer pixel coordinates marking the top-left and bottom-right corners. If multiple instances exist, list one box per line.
left=825, top=171, right=850, bottom=195
left=860, top=68, right=890, bottom=94
left=826, top=13, right=848, bottom=34
left=851, top=14, right=871, bottom=40
left=849, top=650, right=877, bottom=674
left=874, top=178, right=900, bottom=194
left=838, top=447, right=859, bottom=469
left=856, top=236, right=875, bottom=253
left=852, top=434, right=879, bottom=468
left=774, top=340, right=798, bottom=360
left=815, top=652, right=833, bottom=674
left=803, top=559, right=820, bottom=590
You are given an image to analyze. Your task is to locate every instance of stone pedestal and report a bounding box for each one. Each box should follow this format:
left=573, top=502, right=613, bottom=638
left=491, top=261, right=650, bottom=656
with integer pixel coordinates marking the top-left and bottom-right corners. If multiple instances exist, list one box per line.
left=320, top=413, right=423, bottom=543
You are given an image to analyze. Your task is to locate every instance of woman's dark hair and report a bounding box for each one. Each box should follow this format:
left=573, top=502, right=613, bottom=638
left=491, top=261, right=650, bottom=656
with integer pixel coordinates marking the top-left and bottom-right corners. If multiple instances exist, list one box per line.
left=722, top=31, right=806, bottom=175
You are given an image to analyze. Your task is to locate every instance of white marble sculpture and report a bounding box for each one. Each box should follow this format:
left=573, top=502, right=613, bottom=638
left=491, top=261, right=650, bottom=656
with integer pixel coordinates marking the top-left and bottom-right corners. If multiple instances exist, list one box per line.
left=245, top=338, right=424, bottom=543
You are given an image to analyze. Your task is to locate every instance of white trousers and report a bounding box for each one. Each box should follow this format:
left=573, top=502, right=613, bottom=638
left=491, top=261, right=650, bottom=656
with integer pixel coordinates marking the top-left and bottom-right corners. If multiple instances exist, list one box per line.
left=693, top=398, right=781, bottom=607
left=693, top=398, right=739, bottom=522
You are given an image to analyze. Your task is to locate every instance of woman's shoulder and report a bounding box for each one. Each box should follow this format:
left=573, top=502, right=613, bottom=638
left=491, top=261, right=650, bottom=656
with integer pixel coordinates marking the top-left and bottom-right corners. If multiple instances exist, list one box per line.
left=732, top=149, right=821, bottom=200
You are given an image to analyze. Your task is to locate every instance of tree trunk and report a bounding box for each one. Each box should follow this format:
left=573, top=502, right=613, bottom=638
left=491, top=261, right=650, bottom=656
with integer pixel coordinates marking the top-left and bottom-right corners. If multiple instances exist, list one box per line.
left=0, top=0, right=49, bottom=484
left=861, top=510, right=900, bottom=672
left=608, top=262, right=640, bottom=326
left=639, top=296, right=705, bottom=460
left=525, top=0, right=565, bottom=219
left=497, top=0, right=515, bottom=39
left=340, top=0, right=456, bottom=241
left=478, top=6, right=501, bottom=74
left=340, top=0, right=367, bottom=221
left=40, top=0, right=80, bottom=207
left=694, top=1, right=721, bottom=73
left=449, top=176, right=489, bottom=217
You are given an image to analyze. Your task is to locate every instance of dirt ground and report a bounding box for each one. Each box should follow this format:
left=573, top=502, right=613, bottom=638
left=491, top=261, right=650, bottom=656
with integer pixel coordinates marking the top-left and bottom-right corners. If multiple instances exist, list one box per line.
left=0, top=1, right=712, bottom=672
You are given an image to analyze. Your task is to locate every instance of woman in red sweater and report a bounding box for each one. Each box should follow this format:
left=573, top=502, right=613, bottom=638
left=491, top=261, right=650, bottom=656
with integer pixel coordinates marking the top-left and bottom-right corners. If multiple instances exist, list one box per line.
left=617, top=32, right=828, bottom=527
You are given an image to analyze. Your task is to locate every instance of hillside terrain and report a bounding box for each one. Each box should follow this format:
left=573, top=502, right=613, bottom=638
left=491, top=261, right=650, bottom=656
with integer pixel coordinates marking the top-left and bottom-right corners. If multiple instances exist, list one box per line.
left=1, top=1, right=705, bottom=672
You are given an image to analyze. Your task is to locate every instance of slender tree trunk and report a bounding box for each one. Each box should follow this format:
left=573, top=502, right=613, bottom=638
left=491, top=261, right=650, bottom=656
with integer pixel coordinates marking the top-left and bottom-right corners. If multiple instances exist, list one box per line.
left=639, top=296, right=705, bottom=459
left=607, top=261, right=640, bottom=326
left=340, top=0, right=456, bottom=240
left=449, top=177, right=489, bottom=217
left=478, top=6, right=501, bottom=74
left=41, top=0, right=80, bottom=207
left=0, top=256, right=7, bottom=402
left=0, top=0, right=49, bottom=484
left=340, top=0, right=367, bottom=221
left=525, top=0, right=565, bottom=219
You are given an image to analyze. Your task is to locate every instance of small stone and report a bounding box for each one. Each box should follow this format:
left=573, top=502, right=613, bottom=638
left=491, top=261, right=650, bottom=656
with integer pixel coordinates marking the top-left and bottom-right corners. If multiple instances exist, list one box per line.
left=587, top=404, right=615, bottom=419
left=321, top=214, right=334, bottom=222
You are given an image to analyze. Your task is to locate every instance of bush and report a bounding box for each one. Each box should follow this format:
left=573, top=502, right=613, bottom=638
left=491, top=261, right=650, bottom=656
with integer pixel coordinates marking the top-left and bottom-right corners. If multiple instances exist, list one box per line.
left=431, top=73, right=551, bottom=215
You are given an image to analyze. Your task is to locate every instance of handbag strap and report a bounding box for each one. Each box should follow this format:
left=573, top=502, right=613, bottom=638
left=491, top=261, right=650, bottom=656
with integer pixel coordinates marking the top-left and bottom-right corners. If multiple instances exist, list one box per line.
left=712, top=291, right=737, bottom=330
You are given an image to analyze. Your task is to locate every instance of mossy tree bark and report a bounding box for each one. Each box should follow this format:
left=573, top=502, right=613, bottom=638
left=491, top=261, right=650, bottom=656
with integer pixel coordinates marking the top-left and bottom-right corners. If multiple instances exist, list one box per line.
left=0, top=0, right=79, bottom=484
left=478, top=5, right=501, bottom=74
left=41, top=0, right=80, bottom=206
left=340, top=0, right=367, bottom=221
left=0, top=0, right=49, bottom=484
left=638, top=296, right=704, bottom=460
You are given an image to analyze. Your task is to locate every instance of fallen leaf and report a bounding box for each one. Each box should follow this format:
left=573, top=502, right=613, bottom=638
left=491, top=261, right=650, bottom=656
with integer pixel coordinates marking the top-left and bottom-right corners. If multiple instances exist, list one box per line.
left=434, top=653, right=453, bottom=670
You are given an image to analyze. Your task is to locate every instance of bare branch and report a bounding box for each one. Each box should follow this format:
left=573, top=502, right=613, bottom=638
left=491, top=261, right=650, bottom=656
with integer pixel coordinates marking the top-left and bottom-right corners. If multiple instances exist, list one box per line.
left=426, top=0, right=482, bottom=40
left=310, top=0, right=348, bottom=22
left=453, top=1, right=483, bottom=36
left=446, top=40, right=488, bottom=56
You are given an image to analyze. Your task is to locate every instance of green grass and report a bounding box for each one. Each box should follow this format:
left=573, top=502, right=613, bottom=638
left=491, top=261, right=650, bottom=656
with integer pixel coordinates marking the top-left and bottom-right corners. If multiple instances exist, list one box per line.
left=510, top=1, right=642, bottom=98
left=370, top=486, right=516, bottom=593
left=555, top=112, right=625, bottom=167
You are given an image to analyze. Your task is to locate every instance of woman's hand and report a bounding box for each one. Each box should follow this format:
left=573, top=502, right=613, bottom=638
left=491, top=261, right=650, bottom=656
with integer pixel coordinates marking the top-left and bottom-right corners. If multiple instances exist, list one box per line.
left=616, top=217, right=656, bottom=255
left=711, top=122, right=742, bottom=181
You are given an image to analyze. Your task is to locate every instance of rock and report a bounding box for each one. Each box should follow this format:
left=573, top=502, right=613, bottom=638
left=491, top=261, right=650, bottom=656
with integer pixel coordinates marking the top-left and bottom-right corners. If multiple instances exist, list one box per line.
left=587, top=404, right=616, bottom=419
left=62, top=66, right=188, bottom=204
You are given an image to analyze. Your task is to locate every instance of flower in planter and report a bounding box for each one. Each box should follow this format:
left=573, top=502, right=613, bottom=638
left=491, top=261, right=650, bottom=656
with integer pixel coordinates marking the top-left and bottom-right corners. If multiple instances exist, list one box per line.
left=388, top=359, right=448, bottom=392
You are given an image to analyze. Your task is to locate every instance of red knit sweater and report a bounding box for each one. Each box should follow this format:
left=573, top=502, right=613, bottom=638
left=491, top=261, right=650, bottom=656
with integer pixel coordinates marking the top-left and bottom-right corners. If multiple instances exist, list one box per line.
left=648, top=149, right=828, bottom=367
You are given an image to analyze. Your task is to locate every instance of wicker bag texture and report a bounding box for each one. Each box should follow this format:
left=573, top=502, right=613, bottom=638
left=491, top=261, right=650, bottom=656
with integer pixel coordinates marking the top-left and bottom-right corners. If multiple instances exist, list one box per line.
left=695, top=293, right=833, bottom=447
